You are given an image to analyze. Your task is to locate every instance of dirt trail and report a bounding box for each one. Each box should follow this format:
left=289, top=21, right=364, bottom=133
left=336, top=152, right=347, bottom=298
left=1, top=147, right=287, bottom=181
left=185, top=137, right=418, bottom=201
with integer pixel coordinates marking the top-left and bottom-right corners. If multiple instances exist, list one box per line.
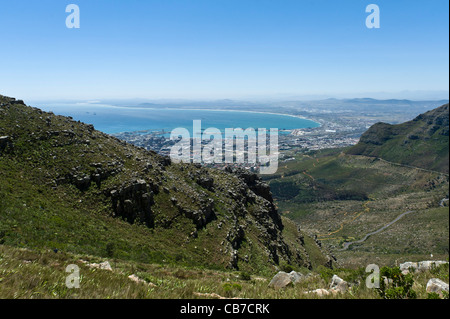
left=317, top=200, right=371, bottom=239
left=338, top=210, right=416, bottom=251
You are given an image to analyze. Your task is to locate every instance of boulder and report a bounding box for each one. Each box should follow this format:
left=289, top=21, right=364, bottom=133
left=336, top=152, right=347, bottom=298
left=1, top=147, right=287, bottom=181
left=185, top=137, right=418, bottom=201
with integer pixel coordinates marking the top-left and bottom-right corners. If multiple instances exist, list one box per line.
left=268, top=271, right=293, bottom=289
left=330, top=275, right=349, bottom=293
left=426, top=278, right=449, bottom=297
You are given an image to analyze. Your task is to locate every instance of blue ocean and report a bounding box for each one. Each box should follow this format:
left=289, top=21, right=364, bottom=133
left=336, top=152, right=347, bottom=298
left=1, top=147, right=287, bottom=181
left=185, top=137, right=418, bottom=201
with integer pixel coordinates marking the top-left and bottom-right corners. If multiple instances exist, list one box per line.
left=35, top=103, right=320, bottom=135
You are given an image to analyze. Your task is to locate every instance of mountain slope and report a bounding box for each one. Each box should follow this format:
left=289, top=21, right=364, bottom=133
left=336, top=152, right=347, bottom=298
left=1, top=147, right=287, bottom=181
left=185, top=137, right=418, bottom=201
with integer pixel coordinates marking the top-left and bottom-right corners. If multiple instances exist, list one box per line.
left=346, top=104, right=449, bottom=174
left=0, top=95, right=331, bottom=273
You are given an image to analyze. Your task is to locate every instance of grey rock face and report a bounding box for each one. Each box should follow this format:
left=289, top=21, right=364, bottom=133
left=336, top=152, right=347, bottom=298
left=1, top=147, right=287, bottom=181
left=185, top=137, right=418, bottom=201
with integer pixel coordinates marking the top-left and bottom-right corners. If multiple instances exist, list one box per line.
left=268, top=271, right=294, bottom=289
left=110, top=179, right=156, bottom=227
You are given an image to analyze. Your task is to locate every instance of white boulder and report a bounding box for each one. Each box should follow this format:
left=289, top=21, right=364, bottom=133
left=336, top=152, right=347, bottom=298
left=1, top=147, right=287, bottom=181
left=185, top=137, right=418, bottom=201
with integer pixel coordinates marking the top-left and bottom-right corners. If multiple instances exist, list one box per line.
left=426, top=278, right=449, bottom=297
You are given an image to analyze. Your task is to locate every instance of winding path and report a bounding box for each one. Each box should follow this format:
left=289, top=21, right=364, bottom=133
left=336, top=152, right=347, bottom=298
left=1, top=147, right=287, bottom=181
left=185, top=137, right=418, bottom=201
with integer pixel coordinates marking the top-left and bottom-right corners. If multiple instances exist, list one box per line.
left=376, top=158, right=449, bottom=177
left=338, top=210, right=416, bottom=251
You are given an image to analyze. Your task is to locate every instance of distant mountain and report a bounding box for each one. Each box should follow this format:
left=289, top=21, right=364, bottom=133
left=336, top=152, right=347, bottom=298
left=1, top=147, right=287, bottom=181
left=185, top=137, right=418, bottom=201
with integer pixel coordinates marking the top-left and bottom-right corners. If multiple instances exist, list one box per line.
left=347, top=104, right=449, bottom=174
left=0, top=94, right=331, bottom=273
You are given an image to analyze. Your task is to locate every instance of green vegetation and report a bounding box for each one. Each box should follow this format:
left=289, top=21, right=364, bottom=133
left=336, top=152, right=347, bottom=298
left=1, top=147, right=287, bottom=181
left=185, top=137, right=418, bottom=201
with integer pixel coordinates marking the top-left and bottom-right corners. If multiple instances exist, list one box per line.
left=377, top=266, right=417, bottom=299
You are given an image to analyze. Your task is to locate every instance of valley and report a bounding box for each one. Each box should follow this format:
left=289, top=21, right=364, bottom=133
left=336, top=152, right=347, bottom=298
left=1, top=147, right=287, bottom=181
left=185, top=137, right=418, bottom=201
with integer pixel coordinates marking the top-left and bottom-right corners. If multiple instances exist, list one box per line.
left=266, top=104, right=449, bottom=268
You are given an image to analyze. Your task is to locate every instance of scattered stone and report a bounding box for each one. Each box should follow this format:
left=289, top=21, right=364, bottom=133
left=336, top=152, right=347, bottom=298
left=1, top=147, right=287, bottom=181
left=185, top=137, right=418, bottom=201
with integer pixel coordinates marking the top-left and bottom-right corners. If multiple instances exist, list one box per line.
left=87, top=260, right=113, bottom=271
left=128, top=274, right=157, bottom=287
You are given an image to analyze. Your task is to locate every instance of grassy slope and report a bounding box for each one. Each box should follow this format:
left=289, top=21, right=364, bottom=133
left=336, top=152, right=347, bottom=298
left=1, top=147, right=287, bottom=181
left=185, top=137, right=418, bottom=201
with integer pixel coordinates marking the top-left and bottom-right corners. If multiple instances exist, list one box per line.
left=1, top=244, right=447, bottom=299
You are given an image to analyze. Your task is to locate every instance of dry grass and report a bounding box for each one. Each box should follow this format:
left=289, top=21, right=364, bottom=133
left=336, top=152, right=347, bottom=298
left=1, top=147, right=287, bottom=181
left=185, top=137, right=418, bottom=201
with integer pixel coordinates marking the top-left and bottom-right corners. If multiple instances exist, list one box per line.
left=1, top=245, right=447, bottom=299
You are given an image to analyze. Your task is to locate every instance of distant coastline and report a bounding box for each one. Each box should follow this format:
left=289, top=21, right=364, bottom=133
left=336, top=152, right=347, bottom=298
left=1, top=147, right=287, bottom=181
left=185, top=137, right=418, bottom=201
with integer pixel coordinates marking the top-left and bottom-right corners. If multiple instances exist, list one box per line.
left=46, top=101, right=321, bottom=125
left=151, top=107, right=322, bottom=128
left=35, top=102, right=320, bottom=134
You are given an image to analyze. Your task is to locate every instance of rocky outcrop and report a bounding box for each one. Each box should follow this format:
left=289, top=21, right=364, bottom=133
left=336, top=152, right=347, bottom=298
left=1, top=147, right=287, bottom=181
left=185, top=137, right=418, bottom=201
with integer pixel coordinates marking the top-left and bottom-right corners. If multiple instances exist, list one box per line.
left=109, top=179, right=157, bottom=227
left=56, top=161, right=124, bottom=190
left=227, top=167, right=276, bottom=205
left=175, top=197, right=216, bottom=229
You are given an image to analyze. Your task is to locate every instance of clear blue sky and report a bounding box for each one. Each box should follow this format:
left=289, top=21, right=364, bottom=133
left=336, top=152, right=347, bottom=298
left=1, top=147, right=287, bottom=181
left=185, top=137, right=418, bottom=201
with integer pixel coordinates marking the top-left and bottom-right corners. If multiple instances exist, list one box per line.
left=0, top=0, right=448, bottom=101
